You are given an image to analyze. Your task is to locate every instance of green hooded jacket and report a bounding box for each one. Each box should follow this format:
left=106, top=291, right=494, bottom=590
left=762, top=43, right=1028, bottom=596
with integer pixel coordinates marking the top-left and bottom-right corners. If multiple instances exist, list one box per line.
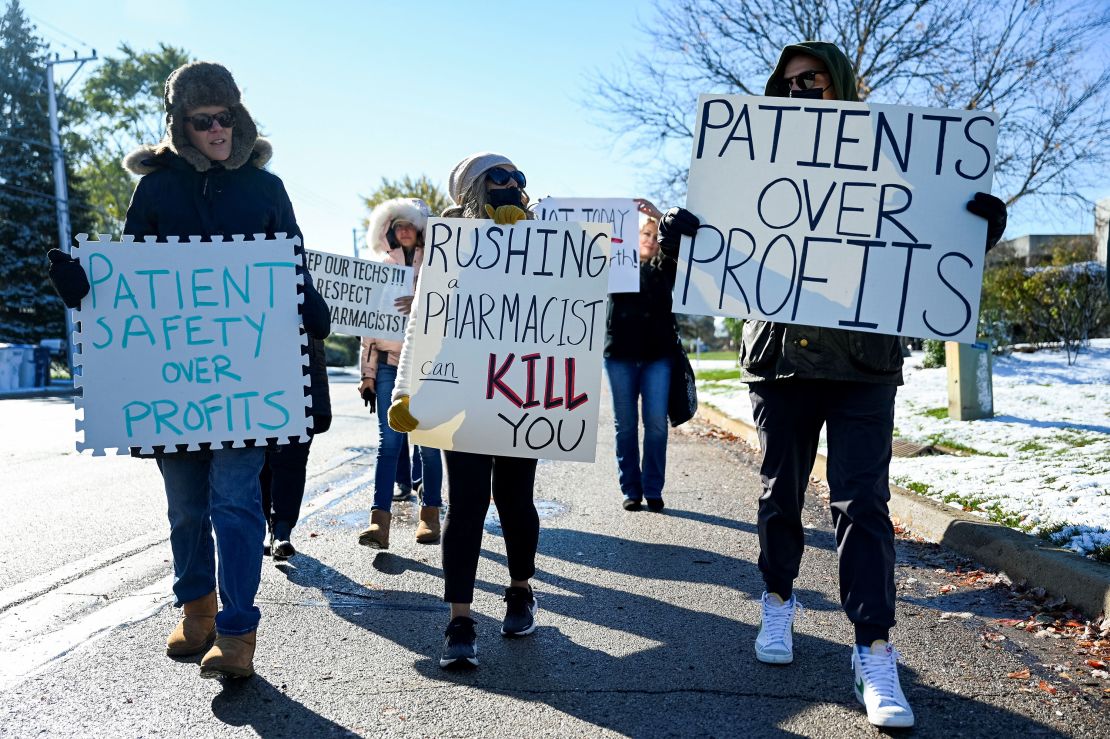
left=738, top=41, right=905, bottom=386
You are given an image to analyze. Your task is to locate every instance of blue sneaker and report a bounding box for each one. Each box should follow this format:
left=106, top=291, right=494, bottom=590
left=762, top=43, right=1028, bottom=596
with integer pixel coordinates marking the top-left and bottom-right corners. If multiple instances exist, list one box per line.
left=440, top=617, right=478, bottom=669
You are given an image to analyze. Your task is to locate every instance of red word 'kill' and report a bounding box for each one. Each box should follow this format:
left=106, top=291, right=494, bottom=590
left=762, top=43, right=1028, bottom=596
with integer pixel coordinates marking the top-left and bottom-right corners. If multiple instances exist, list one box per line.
left=485, top=353, right=588, bottom=411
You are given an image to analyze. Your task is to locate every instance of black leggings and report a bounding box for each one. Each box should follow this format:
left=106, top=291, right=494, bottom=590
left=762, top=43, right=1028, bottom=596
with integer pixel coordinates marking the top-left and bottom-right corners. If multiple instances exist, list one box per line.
left=260, top=439, right=313, bottom=533
left=441, top=450, right=539, bottom=604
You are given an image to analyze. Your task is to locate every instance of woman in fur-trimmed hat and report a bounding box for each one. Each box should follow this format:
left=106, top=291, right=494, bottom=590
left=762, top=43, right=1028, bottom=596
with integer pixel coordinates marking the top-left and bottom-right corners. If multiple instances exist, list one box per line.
left=386, top=153, right=541, bottom=670
left=356, top=197, right=444, bottom=549
left=83, top=61, right=330, bottom=681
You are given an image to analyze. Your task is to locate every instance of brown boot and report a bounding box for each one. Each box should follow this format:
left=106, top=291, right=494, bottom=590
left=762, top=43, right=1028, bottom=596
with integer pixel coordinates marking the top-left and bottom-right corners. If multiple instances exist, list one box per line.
left=358, top=509, right=391, bottom=549
left=166, top=591, right=217, bottom=657
left=199, top=631, right=256, bottom=679
left=415, top=506, right=441, bottom=544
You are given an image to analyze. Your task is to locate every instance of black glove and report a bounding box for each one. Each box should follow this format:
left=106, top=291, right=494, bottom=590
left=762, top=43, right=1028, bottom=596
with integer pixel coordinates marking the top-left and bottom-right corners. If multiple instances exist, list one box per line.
left=47, top=249, right=90, bottom=309
left=658, top=207, right=700, bottom=251
left=965, top=192, right=1007, bottom=252
left=362, top=387, right=376, bottom=414
left=311, top=413, right=332, bottom=435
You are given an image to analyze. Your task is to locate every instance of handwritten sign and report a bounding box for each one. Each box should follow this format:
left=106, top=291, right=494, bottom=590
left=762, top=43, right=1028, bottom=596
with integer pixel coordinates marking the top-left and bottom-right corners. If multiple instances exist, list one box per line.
left=305, top=249, right=412, bottom=339
left=535, top=198, right=639, bottom=293
left=71, top=233, right=311, bottom=455
left=407, top=218, right=610, bottom=462
left=675, top=95, right=998, bottom=343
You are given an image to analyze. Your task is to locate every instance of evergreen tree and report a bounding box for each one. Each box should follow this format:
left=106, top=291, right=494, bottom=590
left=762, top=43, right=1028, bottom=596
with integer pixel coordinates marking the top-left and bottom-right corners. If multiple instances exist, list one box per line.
left=361, top=174, right=451, bottom=228
left=0, top=0, right=94, bottom=343
left=76, top=43, right=192, bottom=235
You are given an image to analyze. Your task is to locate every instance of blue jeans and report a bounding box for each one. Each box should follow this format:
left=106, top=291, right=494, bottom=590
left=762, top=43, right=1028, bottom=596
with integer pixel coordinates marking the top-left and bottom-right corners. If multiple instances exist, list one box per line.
left=605, top=357, right=671, bottom=500
left=395, top=443, right=423, bottom=488
left=374, top=364, right=442, bottom=509
left=158, top=447, right=266, bottom=636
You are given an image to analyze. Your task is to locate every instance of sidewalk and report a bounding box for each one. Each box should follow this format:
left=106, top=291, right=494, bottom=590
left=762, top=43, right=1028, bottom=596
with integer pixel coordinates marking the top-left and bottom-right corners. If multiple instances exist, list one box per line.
left=1, top=397, right=1105, bottom=736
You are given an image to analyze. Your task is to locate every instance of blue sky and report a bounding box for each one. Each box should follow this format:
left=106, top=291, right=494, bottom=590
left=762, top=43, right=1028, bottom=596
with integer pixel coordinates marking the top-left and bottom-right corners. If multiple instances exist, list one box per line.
left=24, top=0, right=1108, bottom=255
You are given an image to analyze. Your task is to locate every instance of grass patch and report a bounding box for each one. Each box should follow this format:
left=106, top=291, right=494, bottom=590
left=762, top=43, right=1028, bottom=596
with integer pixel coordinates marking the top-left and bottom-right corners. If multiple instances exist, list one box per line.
left=1017, top=439, right=1049, bottom=453
left=926, top=435, right=1005, bottom=457
left=1036, top=522, right=1068, bottom=541
left=1057, top=429, right=1101, bottom=448
left=986, top=504, right=1027, bottom=530
left=691, top=351, right=738, bottom=361
left=1042, top=475, right=1058, bottom=486
left=1092, top=545, right=1110, bottom=564
left=941, top=491, right=986, bottom=512
left=903, top=481, right=932, bottom=495
left=922, top=407, right=949, bottom=419
left=695, top=369, right=741, bottom=381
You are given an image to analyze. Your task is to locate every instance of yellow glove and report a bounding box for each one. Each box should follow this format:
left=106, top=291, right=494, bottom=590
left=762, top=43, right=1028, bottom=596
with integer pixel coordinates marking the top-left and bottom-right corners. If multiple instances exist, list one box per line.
left=387, top=395, right=419, bottom=433
left=484, top=204, right=527, bottom=225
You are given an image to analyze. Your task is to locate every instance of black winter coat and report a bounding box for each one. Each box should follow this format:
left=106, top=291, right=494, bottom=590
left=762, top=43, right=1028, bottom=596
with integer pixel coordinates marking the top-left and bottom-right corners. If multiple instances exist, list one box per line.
left=605, top=246, right=679, bottom=361
left=738, top=40, right=903, bottom=387
left=738, top=321, right=903, bottom=385
left=123, top=143, right=333, bottom=423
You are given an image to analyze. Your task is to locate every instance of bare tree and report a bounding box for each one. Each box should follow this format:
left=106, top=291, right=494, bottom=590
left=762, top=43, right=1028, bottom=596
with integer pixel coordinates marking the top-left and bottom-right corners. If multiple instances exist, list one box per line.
left=591, top=0, right=1110, bottom=217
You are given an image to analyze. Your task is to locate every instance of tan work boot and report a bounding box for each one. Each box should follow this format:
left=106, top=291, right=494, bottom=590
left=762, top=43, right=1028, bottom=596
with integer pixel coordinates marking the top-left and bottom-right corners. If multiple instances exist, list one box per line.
left=358, top=509, right=391, bottom=549
left=166, top=591, right=217, bottom=657
left=415, top=506, right=441, bottom=544
left=199, top=631, right=256, bottom=679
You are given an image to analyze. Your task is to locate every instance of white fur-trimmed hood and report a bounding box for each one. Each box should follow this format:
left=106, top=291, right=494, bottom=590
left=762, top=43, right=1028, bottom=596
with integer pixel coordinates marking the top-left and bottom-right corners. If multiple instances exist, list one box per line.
left=365, top=198, right=430, bottom=255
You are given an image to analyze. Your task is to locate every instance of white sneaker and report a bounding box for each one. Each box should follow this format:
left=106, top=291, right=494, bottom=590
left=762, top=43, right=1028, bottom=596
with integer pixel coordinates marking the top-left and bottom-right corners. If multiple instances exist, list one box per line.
left=852, top=640, right=915, bottom=728
left=754, top=592, right=799, bottom=664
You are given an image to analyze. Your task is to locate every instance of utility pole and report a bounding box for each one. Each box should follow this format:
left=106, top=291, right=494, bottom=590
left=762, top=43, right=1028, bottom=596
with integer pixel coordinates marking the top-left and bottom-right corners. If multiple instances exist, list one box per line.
left=45, top=50, right=97, bottom=374
left=352, top=227, right=358, bottom=258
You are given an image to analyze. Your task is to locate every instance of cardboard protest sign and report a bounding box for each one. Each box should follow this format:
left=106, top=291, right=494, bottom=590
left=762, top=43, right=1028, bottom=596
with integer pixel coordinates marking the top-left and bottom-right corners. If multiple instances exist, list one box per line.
left=71, top=233, right=311, bottom=455
left=305, top=249, right=412, bottom=339
left=675, top=95, right=998, bottom=343
left=535, top=198, right=639, bottom=293
left=407, top=218, right=610, bottom=462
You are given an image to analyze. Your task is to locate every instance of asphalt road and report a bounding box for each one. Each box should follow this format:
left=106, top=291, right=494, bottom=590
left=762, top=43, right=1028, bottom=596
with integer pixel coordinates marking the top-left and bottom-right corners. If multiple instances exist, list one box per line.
left=0, top=369, right=1106, bottom=737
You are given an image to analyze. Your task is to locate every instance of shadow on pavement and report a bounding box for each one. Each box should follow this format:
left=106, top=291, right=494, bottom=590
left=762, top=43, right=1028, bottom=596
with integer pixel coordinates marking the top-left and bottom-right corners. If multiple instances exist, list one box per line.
left=211, top=674, right=359, bottom=737
left=528, top=527, right=840, bottom=612
left=260, top=537, right=1066, bottom=736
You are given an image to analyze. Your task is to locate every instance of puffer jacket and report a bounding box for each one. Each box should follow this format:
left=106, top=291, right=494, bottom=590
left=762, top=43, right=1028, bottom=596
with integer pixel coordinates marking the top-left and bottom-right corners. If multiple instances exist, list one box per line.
left=739, top=41, right=902, bottom=386
left=123, top=141, right=333, bottom=422
left=358, top=198, right=429, bottom=385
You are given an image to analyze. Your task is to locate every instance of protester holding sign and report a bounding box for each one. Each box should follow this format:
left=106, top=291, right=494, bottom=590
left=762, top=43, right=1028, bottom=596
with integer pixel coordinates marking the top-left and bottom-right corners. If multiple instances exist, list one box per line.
left=659, top=43, right=1006, bottom=729
left=604, top=199, right=678, bottom=512
left=49, top=62, right=331, bottom=681
left=356, top=198, right=443, bottom=548
left=386, top=153, right=542, bottom=669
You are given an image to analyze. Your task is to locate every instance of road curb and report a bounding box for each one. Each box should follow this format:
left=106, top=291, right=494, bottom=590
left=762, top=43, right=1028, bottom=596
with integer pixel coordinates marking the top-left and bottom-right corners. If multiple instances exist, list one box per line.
left=696, top=403, right=1110, bottom=618
left=0, top=385, right=75, bottom=401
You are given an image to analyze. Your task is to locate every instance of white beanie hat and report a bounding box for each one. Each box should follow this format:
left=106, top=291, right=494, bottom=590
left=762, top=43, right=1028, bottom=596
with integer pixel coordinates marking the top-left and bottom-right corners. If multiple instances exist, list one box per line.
left=448, top=152, right=515, bottom=204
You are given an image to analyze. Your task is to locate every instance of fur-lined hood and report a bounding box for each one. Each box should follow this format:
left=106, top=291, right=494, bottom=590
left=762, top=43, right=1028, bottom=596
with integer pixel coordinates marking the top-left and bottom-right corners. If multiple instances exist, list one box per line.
left=365, top=198, right=430, bottom=255
left=123, top=138, right=273, bottom=176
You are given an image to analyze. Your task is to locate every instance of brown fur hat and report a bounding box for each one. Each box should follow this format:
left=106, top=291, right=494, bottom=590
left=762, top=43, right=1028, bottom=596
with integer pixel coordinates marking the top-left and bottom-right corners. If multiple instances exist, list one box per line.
left=161, top=61, right=260, bottom=172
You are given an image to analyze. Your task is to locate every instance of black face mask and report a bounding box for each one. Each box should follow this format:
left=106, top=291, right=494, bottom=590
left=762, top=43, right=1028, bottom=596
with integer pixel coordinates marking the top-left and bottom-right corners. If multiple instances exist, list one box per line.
left=789, top=87, right=826, bottom=99
left=487, top=187, right=524, bottom=209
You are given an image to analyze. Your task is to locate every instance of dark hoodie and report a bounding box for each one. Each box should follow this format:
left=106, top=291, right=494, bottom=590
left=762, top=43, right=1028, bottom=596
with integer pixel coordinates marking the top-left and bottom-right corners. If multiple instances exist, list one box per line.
left=738, top=41, right=904, bottom=386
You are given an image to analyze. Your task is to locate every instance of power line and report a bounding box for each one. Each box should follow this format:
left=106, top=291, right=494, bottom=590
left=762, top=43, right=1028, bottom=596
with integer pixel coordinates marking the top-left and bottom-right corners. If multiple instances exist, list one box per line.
left=0, top=133, right=53, bottom=150
left=26, top=13, right=93, bottom=52
left=0, top=181, right=114, bottom=219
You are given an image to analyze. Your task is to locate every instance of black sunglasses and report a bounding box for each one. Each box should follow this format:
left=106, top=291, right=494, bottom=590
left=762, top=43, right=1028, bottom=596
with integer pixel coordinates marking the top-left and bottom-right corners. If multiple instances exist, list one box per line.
left=185, top=111, right=236, bottom=132
left=780, top=69, right=826, bottom=92
left=487, top=167, right=526, bottom=189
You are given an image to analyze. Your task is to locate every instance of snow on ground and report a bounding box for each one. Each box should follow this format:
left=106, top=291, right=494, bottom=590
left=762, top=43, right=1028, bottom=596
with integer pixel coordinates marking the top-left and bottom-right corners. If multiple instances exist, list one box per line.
left=696, top=339, right=1110, bottom=559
